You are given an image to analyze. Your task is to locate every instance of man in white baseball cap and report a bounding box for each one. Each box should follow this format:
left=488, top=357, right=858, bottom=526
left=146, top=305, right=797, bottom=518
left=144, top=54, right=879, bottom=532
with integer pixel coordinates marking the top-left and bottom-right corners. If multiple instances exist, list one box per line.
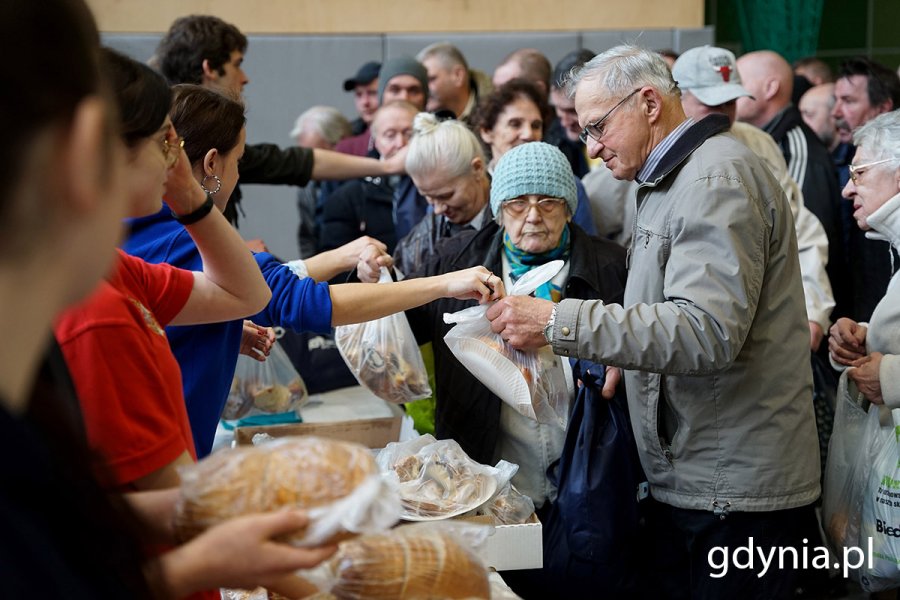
left=672, top=45, right=753, bottom=123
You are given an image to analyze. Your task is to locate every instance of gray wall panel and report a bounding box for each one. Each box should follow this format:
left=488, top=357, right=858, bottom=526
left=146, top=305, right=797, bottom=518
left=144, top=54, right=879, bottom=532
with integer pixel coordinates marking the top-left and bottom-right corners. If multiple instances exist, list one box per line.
left=673, top=27, right=715, bottom=52
left=581, top=30, right=675, bottom=54
left=385, top=32, right=581, bottom=74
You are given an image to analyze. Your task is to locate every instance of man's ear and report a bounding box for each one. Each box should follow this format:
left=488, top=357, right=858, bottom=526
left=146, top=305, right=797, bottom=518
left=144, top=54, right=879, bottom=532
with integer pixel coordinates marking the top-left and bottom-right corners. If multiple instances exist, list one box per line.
left=63, top=96, right=109, bottom=214
left=453, top=64, right=467, bottom=87
left=201, top=59, right=218, bottom=85
left=642, top=87, right=663, bottom=122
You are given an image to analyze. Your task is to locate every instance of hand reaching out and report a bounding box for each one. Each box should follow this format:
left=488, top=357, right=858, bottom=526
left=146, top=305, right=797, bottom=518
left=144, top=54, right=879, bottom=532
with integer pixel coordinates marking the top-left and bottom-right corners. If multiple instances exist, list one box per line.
left=440, top=266, right=505, bottom=304
left=239, top=321, right=275, bottom=361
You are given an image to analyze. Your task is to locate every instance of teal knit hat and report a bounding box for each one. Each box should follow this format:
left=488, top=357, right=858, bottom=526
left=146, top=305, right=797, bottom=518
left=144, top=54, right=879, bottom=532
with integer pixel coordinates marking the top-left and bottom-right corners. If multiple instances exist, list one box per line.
left=490, top=142, right=578, bottom=217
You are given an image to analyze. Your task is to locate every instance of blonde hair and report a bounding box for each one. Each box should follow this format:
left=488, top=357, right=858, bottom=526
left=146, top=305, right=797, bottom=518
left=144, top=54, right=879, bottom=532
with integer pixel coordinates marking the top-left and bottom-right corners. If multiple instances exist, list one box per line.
left=405, top=112, right=485, bottom=180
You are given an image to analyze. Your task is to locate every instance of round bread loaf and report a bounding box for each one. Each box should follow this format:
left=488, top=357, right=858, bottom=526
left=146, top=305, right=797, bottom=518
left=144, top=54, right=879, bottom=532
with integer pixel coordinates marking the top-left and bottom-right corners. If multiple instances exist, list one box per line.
left=174, top=436, right=377, bottom=543
left=329, top=528, right=490, bottom=599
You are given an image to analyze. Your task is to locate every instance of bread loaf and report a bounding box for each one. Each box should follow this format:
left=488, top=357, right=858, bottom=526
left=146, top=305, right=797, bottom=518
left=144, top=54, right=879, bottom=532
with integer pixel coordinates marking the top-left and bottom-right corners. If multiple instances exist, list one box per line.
left=174, top=437, right=377, bottom=543
left=329, top=528, right=490, bottom=599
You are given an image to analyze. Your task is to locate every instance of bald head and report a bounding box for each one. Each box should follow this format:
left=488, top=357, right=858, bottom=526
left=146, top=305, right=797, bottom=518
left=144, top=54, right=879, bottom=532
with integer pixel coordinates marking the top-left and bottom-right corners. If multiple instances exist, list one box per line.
left=799, top=83, right=838, bottom=151
left=493, top=48, right=551, bottom=92
left=735, top=51, right=794, bottom=127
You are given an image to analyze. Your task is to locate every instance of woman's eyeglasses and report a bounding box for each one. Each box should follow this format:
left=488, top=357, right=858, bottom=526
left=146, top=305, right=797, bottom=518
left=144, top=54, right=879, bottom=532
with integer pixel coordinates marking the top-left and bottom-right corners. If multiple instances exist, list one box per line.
left=502, top=197, right=567, bottom=215
left=849, top=157, right=899, bottom=184
left=161, top=136, right=185, bottom=168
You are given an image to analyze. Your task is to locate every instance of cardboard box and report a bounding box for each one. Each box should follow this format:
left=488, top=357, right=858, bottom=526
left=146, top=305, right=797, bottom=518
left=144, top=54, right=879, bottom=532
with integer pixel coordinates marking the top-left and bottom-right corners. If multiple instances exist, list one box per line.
left=460, top=513, right=543, bottom=571
left=235, top=385, right=403, bottom=448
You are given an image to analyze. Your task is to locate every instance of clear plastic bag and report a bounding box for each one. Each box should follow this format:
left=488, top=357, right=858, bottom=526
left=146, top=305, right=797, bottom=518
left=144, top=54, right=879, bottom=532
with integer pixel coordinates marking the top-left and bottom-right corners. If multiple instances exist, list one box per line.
left=335, top=268, right=432, bottom=404
left=823, top=376, right=870, bottom=553
left=223, top=336, right=309, bottom=421
left=299, top=522, right=492, bottom=600
left=174, top=436, right=401, bottom=547
left=376, top=435, right=501, bottom=520
left=443, top=260, right=568, bottom=427
left=477, top=460, right=535, bottom=525
left=854, top=404, right=900, bottom=591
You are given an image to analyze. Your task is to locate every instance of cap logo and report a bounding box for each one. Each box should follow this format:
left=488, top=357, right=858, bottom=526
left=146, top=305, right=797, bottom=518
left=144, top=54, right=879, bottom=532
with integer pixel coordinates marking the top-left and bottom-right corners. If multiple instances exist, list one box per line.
left=708, top=55, right=734, bottom=83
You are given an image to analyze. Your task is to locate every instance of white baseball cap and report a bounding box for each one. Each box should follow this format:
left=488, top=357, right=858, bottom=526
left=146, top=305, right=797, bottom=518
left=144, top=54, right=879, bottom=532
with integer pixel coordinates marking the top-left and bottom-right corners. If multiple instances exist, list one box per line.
left=672, top=45, right=754, bottom=106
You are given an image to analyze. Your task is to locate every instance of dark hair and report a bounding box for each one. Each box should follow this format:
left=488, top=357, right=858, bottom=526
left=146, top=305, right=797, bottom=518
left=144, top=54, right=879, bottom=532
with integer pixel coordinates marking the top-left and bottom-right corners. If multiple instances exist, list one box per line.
left=552, top=48, right=595, bottom=90
left=100, top=48, right=172, bottom=148
left=170, top=84, right=246, bottom=165
left=0, top=0, right=102, bottom=202
left=839, top=57, right=900, bottom=111
left=156, top=15, right=248, bottom=86
left=474, top=78, right=553, bottom=135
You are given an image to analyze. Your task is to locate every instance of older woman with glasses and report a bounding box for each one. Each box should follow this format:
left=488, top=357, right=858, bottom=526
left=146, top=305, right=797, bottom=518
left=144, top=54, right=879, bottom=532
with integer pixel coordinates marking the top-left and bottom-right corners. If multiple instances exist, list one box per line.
left=394, top=141, right=626, bottom=511
left=474, top=78, right=597, bottom=236
left=829, top=110, right=900, bottom=408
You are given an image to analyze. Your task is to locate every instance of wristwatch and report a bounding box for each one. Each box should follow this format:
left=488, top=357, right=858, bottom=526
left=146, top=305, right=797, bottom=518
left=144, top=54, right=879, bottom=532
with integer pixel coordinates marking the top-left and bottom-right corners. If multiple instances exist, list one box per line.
left=543, top=304, right=558, bottom=345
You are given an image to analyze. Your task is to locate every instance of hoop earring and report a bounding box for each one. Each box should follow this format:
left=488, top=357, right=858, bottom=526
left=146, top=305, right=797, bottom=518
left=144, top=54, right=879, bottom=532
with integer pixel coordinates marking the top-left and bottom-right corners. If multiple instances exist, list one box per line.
left=201, top=174, right=222, bottom=196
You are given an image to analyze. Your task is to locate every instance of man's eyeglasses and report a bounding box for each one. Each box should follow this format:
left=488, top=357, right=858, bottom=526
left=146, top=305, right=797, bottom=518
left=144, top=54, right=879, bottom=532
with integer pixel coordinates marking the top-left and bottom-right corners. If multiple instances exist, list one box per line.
left=849, top=157, right=899, bottom=184
left=162, top=136, right=185, bottom=168
left=579, top=88, right=641, bottom=144
left=502, top=197, right=567, bottom=215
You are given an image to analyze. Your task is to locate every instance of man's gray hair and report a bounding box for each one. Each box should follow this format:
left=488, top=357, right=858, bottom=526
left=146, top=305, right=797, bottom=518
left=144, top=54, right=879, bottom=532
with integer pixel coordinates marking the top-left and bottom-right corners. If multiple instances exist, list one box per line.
left=416, top=41, right=469, bottom=71
left=406, top=112, right=484, bottom=180
left=565, top=44, right=679, bottom=100
left=853, top=110, right=900, bottom=160
left=289, top=105, right=351, bottom=146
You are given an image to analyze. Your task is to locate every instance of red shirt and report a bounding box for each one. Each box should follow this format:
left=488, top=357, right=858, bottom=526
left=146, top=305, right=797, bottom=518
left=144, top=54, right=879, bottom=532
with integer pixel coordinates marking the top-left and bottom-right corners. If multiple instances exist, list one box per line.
left=55, top=250, right=195, bottom=488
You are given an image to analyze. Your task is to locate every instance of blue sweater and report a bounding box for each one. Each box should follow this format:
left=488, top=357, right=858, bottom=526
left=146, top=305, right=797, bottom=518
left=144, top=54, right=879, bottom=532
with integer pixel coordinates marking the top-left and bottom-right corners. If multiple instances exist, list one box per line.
left=124, top=205, right=333, bottom=457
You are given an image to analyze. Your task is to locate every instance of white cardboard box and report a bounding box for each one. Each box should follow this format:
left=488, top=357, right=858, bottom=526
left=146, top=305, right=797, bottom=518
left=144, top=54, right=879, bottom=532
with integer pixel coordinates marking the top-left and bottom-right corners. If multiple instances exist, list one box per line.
left=461, top=513, right=543, bottom=571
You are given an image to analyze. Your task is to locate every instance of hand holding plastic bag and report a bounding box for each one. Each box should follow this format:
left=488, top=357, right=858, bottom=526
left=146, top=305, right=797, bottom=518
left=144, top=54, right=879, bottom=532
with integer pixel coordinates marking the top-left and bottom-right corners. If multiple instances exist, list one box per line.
left=443, top=260, right=568, bottom=427
left=223, top=333, right=309, bottom=421
left=335, top=268, right=432, bottom=404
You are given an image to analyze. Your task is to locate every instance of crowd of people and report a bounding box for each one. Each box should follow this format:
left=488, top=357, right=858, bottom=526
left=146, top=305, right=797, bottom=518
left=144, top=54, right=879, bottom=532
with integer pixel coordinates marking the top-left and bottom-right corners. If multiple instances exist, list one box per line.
left=5, top=0, right=900, bottom=598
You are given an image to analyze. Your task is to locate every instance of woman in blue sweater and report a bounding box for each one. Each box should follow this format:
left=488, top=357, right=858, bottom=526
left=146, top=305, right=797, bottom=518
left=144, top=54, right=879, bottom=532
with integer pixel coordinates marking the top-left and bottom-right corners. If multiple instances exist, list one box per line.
left=125, top=83, right=503, bottom=456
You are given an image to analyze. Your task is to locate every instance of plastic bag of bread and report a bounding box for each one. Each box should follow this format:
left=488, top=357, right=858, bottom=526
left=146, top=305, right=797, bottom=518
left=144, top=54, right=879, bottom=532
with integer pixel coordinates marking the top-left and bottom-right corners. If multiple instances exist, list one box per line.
left=443, top=260, right=568, bottom=428
left=335, top=268, right=432, bottom=404
left=377, top=435, right=501, bottom=520
left=822, top=376, right=870, bottom=553
left=475, top=460, right=535, bottom=525
left=174, top=436, right=401, bottom=547
left=300, top=522, right=492, bottom=599
left=223, top=336, right=309, bottom=421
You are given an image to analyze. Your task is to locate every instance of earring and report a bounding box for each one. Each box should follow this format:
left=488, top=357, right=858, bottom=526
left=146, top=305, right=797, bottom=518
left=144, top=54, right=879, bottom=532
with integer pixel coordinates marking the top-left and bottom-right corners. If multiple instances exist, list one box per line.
left=201, top=174, right=222, bottom=196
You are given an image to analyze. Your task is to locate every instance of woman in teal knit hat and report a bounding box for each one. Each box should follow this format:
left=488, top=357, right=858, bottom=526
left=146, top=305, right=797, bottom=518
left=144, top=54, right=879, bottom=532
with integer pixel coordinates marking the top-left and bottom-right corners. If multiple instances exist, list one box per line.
left=394, top=140, right=628, bottom=517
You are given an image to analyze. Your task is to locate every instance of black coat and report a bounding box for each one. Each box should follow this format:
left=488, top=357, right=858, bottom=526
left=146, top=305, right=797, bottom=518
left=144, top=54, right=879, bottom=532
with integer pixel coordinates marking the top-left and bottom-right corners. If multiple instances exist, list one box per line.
left=406, top=222, right=627, bottom=464
left=319, top=176, right=398, bottom=254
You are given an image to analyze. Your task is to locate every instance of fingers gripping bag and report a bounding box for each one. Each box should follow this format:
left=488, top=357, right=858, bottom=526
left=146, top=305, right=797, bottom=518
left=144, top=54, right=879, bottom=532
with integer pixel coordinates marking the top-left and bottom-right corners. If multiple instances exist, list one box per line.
left=335, top=268, right=432, bottom=404
left=443, top=260, right=568, bottom=427
left=223, top=332, right=309, bottom=422
left=173, top=436, right=401, bottom=547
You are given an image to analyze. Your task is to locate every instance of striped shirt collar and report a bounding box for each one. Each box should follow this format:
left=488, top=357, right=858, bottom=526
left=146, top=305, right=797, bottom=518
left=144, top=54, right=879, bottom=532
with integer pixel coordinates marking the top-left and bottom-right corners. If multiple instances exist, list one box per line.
left=636, top=118, right=693, bottom=183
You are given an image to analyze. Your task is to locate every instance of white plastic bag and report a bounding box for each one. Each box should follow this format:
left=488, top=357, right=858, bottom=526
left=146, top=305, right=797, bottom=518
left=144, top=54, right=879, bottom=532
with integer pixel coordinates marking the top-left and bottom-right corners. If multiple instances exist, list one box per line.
left=174, top=436, right=401, bottom=548
left=223, top=336, right=309, bottom=421
left=297, top=521, right=493, bottom=599
left=335, top=268, right=432, bottom=404
left=854, top=403, right=900, bottom=591
left=443, top=260, right=568, bottom=427
left=823, top=376, right=870, bottom=554
left=376, top=434, right=502, bottom=520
